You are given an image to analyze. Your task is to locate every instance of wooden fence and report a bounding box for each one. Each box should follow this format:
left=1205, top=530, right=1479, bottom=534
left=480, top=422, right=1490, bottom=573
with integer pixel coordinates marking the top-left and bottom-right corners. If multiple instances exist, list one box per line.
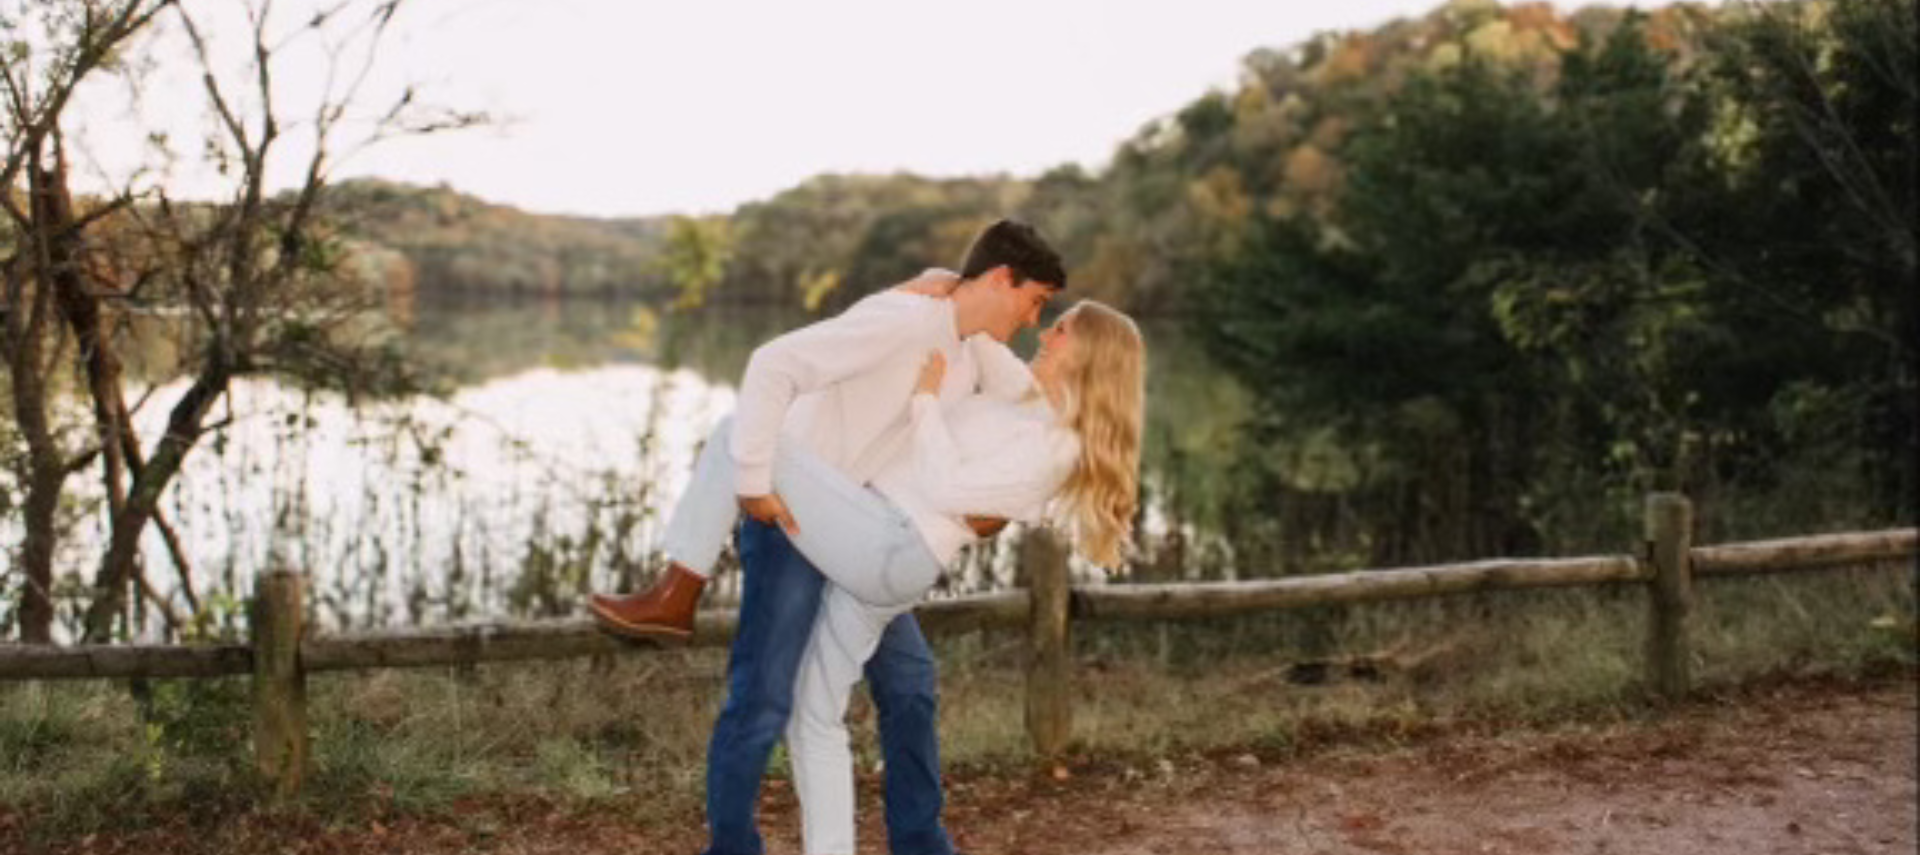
left=0, top=493, right=1912, bottom=798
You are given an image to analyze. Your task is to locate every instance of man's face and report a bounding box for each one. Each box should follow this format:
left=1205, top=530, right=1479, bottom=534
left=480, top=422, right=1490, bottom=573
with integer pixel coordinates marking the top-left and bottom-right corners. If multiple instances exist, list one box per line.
left=984, top=268, right=1057, bottom=343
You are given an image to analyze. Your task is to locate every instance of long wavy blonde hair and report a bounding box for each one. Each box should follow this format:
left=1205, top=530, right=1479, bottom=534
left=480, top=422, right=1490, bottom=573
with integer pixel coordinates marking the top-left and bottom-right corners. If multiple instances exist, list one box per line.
left=1047, top=301, right=1145, bottom=568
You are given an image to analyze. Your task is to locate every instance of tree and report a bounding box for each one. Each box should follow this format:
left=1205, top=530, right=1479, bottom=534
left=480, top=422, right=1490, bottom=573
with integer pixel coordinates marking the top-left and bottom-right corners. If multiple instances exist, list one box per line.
left=72, top=0, right=480, bottom=642
left=658, top=214, right=733, bottom=310
left=2, top=0, right=174, bottom=643
left=2, top=0, right=478, bottom=642
left=1204, top=55, right=1578, bottom=564
left=1693, top=0, right=1917, bottom=516
left=1199, top=2, right=1912, bottom=563
left=1199, top=15, right=1726, bottom=561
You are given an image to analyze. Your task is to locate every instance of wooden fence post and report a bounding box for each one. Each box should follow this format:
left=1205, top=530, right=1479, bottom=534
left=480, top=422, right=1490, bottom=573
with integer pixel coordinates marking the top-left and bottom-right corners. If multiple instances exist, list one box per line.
left=1023, top=529, right=1072, bottom=760
left=252, top=570, right=309, bottom=799
left=1644, top=493, right=1694, bottom=700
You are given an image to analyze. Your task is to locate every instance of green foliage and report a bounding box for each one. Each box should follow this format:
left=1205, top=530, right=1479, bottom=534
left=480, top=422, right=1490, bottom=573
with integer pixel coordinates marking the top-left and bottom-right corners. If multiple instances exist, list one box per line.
left=660, top=215, right=735, bottom=310
left=140, top=679, right=252, bottom=759
left=1193, top=2, right=1912, bottom=562
left=1694, top=0, right=1917, bottom=514
left=721, top=173, right=1027, bottom=313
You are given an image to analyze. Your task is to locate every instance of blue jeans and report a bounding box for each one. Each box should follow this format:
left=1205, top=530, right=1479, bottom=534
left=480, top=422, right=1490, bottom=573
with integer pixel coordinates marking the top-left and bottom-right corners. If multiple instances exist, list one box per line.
left=703, top=518, right=957, bottom=855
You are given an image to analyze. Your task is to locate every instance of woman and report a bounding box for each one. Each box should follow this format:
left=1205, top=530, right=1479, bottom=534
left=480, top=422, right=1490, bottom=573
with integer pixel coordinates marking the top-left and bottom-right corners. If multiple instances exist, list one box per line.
left=783, top=297, right=1144, bottom=855
left=596, top=292, right=1145, bottom=855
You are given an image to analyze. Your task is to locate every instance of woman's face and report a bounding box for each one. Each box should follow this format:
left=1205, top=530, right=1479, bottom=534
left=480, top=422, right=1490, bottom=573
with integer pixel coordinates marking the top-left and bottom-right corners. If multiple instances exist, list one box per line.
left=1032, top=310, right=1079, bottom=379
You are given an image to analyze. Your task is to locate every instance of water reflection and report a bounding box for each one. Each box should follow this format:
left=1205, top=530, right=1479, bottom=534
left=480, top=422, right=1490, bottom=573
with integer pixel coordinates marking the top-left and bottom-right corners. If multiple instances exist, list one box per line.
left=100, top=361, right=729, bottom=632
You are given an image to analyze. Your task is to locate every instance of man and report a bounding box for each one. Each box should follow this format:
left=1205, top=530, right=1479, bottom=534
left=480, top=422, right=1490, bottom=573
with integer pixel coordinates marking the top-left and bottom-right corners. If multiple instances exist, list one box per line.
left=590, top=218, right=1066, bottom=855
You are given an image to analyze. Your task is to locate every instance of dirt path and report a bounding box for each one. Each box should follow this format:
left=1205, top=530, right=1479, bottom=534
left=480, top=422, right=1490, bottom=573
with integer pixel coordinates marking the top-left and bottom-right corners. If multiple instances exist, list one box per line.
left=939, top=678, right=1917, bottom=855
left=6, top=677, right=1913, bottom=854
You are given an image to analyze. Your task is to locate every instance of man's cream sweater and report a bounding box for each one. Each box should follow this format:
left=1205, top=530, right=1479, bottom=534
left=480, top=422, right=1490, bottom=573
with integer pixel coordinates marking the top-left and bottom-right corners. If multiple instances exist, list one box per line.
left=730, top=290, right=1028, bottom=497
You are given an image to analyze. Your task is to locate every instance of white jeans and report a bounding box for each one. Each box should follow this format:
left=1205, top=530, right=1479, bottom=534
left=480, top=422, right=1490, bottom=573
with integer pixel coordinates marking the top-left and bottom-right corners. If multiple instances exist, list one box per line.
left=661, top=417, right=944, bottom=855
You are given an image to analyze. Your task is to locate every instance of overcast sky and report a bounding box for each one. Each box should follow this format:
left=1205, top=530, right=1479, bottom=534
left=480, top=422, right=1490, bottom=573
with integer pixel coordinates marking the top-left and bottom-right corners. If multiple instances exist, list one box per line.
left=82, top=0, right=1673, bottom=219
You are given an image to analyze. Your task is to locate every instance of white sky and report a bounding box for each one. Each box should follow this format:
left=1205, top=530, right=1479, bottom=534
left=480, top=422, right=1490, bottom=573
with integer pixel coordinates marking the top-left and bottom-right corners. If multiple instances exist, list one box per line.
left=76, top=0, right=1670, bottom=219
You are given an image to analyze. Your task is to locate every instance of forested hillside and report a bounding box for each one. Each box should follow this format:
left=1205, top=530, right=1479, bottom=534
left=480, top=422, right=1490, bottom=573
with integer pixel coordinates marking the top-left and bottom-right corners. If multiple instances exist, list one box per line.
left=329, top=179, right=680, bottom=299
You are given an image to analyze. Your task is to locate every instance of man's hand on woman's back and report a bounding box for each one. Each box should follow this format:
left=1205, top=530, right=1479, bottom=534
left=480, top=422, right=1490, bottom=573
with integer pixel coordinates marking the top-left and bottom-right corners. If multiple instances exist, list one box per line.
left=965, top=516, right=1009, bottom=538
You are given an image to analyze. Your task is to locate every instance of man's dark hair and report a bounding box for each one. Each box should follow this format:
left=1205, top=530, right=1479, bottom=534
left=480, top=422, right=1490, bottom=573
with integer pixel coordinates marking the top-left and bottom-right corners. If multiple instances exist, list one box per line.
left=958, top=218, right=1066, bottom=289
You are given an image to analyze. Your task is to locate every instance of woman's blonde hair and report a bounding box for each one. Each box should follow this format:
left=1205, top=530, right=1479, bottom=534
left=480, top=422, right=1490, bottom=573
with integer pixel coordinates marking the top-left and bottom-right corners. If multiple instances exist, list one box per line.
left=1049, top=301, right=1145, bottom=568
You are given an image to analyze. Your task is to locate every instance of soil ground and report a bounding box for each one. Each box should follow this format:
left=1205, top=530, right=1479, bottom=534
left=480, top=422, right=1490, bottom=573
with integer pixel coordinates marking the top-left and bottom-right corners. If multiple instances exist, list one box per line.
left=5, top=676, right=1913, bottom=854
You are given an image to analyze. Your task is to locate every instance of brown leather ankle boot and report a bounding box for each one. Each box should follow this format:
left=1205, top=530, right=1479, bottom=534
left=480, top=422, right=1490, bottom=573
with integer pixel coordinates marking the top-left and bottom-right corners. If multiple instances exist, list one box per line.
left=588, top=563, right=706, bottom=641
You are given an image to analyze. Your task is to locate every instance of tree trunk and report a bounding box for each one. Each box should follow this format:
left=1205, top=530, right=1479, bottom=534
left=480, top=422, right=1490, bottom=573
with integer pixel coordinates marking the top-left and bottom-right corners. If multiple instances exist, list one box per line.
left=82, top=366, right=228, bottom=642
left=38, top=164, right=134, bottom=517
left=14, top=443, right=65, bottom=645
left=6, top=162, right=75, bottom=644
left=7, top=307, right=66, bottom=642
left=37, top=161, right=184, bottom=640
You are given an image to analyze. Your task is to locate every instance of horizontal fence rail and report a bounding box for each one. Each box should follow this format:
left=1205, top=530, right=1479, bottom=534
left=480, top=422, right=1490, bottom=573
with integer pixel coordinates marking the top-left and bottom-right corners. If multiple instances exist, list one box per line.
left=0, top=495, right=1912, bottom=798
left=0, top=593, right=1036, bottom=681
left=0, top=642, right=253, bottom=681
left=1692, top=529, right=1916, bottom=578
left=2, top=530, right=1910, bottom=683
left=1073, top=555, right=1645, bottom=622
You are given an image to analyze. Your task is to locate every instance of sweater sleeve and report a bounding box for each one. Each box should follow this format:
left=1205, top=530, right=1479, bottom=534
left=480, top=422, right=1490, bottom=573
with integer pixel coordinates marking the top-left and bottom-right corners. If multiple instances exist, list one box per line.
left=731, top=297, right=937, bottom=495
left=968, top=336, right=1037, bottom=402
left=906, top=396, right=1076, bottom=522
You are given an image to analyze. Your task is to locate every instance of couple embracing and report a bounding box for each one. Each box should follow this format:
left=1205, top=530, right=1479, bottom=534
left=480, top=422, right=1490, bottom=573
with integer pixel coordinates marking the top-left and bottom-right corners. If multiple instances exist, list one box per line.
left=588, top=219, right=1146, bottom=855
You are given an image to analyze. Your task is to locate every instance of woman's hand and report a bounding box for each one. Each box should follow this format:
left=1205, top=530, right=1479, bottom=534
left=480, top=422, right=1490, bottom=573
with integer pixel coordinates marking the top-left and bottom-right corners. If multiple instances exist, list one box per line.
left=915, top=350, right=946, bottom=396
left=738, top=493, right=799, bottom=535
left=894, top=267, right=961, bottom=297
